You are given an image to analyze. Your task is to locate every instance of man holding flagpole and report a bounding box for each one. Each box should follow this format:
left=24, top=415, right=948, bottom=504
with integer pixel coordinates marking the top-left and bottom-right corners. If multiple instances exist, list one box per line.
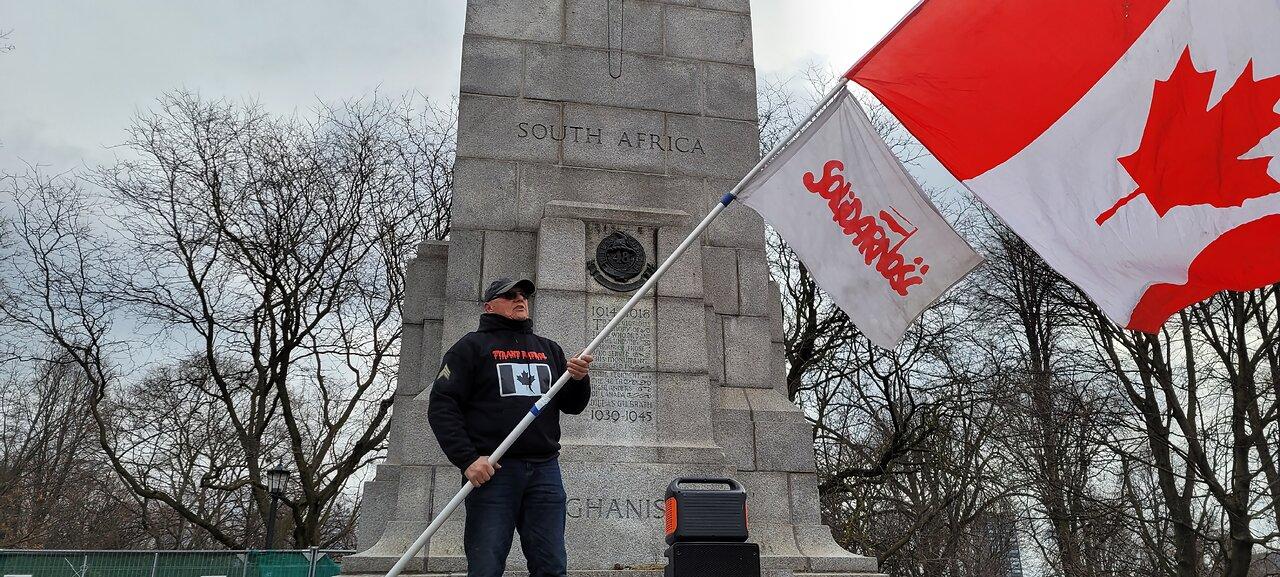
left=428, top=277, right=593, bottom=577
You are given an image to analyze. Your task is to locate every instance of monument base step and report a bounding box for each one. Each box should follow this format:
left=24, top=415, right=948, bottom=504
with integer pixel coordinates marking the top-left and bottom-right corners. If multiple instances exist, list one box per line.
left=346, top=556, right=883, bottom=576
left=392, top=573, right=887, bottom=577
left=393, top=572, right=661, bottom=577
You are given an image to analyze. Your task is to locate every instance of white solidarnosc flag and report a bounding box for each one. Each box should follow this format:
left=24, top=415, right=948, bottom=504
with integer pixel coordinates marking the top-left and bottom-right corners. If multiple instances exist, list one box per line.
left=739, top=89, right=981, bottom=349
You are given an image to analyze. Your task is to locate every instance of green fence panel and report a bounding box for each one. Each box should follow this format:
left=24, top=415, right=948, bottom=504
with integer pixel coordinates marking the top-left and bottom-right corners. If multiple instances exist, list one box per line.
left=1, top=552, right=90, bottom=577
left=154, top=552, right=247, bottom=577
left=0, top=550, right=346, bottom=577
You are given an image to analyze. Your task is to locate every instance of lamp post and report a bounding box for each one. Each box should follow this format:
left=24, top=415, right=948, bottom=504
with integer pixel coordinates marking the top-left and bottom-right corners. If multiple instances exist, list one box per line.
left=265, top=463, right=289, bottom=550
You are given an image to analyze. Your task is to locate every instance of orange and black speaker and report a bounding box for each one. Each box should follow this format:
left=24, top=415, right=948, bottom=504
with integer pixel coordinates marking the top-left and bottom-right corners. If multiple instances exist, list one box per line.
left=663, top=477, right=748, bottom=544
left=662, top=477, right=759, bottom=577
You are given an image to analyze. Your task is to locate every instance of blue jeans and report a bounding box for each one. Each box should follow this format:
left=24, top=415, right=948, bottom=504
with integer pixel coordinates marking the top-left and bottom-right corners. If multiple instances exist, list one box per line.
left=464, top=457, right=568, bottom=577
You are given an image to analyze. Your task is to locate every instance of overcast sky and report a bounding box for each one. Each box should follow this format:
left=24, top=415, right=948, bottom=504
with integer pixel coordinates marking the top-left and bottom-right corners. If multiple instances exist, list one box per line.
left=0, top=0, right=932, bottom=178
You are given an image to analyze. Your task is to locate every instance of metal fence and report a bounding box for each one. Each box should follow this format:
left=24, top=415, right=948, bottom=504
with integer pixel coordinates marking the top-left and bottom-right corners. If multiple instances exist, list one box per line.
left=0, top=549, right=353, bottom=577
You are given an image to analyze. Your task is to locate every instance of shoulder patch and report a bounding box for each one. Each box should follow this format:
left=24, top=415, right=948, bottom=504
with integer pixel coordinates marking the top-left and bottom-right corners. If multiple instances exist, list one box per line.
left=437, top=365, right=451, bottom=381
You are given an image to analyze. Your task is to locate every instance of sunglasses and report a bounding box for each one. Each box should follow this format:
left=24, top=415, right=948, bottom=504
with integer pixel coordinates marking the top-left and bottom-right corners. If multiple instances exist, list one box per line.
left=495, top=290, right=529, bottom=301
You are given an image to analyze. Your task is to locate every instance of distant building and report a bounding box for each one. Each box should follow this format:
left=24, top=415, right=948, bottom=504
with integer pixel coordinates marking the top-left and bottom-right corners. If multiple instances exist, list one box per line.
left=1006, top=538, right=1025, bottom=577
left=979, top=511, right=1024, bottom=577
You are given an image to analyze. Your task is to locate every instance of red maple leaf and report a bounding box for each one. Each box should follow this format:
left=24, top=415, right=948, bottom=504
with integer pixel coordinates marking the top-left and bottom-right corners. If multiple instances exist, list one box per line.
left=1096, top=47, right=1280, bottom=225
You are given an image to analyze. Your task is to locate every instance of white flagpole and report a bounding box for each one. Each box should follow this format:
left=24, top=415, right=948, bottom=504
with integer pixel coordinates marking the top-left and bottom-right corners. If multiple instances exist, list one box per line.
left=383, top=80, right=847, bottom=577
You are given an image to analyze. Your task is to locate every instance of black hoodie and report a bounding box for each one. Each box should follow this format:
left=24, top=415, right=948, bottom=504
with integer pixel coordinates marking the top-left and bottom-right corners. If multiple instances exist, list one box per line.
left=427, top=313, right=591, bottom=470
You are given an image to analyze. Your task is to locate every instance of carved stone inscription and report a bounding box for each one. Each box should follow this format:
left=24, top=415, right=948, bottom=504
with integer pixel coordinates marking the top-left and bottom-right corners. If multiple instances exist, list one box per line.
left=516, top=122, right=706, bottom=155
left=588, top=294, right=655, bottom=371
left=587, top=371, right=655, bottom=433
left=575, top=293, right=657, bottom=442
left=566, top=495, right=666, bottom=520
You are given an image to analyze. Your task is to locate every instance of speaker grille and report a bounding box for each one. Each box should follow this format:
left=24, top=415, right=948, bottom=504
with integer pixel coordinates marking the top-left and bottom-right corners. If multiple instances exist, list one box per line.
left=664, top=542, right=760, bottom=577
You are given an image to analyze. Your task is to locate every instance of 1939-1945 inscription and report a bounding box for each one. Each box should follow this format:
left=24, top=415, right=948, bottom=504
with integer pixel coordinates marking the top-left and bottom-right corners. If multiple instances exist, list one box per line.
left=516, top=122, right=706, bottom=155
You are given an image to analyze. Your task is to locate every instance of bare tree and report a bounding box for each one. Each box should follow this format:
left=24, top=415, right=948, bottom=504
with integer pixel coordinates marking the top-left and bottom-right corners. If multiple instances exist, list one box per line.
left=0, top=352, right=137, bottom=548
left=1069, top=284, right=1280, bottom=577
left=966, top=211, right=1141, bottom=577
left=0, top=91, right=456, bottom=547
left=0, top=172, right=140, bottom=548
left=804, top=297, right=1022, bottom=577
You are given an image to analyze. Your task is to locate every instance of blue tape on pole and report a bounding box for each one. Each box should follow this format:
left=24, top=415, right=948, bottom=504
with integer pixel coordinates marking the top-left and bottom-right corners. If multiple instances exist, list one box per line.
left=720, top=192, right=736, bottom=206
left=529, top=404, right=541, bottom=416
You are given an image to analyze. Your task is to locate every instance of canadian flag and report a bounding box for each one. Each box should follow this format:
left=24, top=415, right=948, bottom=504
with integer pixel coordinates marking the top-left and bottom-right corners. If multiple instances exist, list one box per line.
left=849, top=0, right=1280, bottom=331
left=739, top=90, right=981, bottom=349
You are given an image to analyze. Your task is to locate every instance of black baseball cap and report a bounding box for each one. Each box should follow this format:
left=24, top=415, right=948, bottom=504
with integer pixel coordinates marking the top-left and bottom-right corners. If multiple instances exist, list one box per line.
left=483, top=277, right=535, bottom=302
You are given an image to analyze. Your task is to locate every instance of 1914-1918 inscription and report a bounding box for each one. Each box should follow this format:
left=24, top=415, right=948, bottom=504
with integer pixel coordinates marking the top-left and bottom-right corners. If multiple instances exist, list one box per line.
left=588, top=296, right=654, bottom=371
left=516, top=122, right=705, bottom=155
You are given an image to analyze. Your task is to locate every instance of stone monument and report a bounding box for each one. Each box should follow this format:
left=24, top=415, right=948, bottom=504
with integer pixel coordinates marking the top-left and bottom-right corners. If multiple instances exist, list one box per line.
left=345, top=1, right=881, bottom=575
